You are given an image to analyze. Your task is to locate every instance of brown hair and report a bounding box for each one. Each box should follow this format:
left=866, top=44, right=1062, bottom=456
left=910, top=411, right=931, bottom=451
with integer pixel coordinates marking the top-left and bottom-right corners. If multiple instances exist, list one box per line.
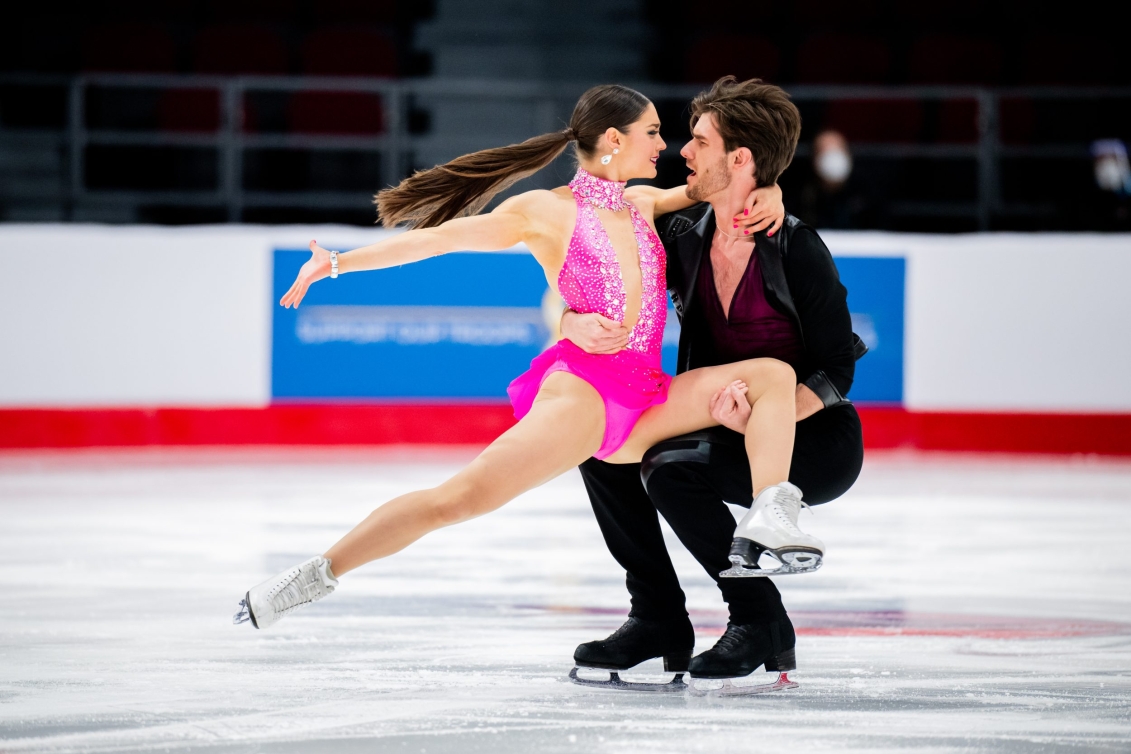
left=375, top=84, right=651, bottom=228
left=689, top=76, right=801, bottom=187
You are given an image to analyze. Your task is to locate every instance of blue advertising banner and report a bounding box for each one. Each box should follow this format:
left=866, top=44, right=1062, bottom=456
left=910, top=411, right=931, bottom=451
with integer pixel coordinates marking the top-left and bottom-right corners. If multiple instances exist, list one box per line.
left=836, top=256, right=905, bottom=403
left=272, top=250, right=904, bottom=403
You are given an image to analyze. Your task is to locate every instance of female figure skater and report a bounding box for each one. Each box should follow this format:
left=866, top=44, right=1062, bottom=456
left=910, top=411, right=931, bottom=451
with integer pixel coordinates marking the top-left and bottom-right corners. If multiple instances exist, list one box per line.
left=234, top=85, right=795, bottom=630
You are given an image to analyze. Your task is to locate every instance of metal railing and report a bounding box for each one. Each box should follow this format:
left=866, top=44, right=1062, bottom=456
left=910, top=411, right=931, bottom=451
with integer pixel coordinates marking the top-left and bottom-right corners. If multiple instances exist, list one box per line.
left=2, top=72, right=1128, bottom=228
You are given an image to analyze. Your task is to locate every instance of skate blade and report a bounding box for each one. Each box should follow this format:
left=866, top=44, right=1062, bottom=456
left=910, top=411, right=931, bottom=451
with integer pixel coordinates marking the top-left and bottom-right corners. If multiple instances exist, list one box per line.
left=232, top=597, right=251, bottom=625
left=568, top=666, right=687, bottom=693
left=719, top=551, right=822, bottom=578
left=690, top=672, right=799, bottom=697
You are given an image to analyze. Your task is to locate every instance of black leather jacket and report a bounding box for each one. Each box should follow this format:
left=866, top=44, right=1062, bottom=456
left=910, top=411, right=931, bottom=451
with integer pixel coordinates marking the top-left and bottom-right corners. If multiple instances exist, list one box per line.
left=656, top=203, right=866, bottom=409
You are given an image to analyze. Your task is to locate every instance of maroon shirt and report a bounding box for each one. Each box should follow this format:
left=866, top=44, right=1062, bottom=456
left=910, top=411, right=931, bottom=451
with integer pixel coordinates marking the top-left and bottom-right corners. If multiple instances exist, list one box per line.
left=692, top=247, right=805, bottom=372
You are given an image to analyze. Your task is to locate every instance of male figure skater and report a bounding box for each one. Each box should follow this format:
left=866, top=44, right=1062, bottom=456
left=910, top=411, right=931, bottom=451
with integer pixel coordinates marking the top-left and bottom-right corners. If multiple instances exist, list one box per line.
left=562, top=77, right=865, bottom=690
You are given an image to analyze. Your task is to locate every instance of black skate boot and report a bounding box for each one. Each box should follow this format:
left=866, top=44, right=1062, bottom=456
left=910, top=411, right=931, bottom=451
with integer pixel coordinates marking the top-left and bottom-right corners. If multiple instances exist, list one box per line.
left=569, top=616, right=694, bottom=692
left=688, top=618, right=799, bottom=696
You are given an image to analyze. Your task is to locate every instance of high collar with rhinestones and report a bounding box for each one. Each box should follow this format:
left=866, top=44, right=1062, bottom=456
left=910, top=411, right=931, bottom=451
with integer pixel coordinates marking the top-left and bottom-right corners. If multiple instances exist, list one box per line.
left=569, top=168, right=629, bottom=211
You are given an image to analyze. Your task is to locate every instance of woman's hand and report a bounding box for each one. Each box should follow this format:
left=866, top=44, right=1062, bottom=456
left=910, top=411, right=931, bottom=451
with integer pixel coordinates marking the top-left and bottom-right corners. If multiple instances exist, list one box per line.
left=280, top=240, right=333, bottom=309
left=732, top=184, right=785, bottom=237
left=709, top=380, right=751, bottom=433
left=560, top=309, right=629, bottom=354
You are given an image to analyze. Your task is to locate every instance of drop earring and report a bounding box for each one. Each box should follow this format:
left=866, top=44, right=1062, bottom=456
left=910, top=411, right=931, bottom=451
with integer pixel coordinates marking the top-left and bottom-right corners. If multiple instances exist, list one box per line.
left=600, top=148, right=619, bottom=166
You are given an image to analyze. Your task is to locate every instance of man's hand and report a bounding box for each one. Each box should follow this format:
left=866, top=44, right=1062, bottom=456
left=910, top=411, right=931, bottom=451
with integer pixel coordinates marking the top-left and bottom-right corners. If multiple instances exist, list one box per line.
left=560, top=309, right=630, bottom=354
left=733, top=184, right=785, bottom=237
left=795, top=383, right=824, bottom=422
left=710, top=381, right=824, bottom=433
left=709, top=380, right=751, bottom=433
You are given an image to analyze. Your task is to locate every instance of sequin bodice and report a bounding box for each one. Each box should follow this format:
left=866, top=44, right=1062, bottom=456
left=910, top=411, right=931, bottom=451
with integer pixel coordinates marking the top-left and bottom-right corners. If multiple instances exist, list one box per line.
left=558, top=170, right=667, bottom=356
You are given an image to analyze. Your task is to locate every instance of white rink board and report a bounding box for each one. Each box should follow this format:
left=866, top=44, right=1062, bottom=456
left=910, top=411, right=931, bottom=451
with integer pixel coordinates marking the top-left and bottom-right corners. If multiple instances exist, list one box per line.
left=0, top=449, right=1129, bottom=753
left=824, top=231, right=1131, bottom=412
left=0, top=225, right=398, bottom=407
left=1, top=224, right=1130, bottom=411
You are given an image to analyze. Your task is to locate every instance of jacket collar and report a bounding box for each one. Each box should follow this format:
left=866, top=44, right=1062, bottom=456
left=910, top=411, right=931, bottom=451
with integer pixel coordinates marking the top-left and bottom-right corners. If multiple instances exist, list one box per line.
left=682, top=206, right=715, bottom=314
left=753, top=223, right=800, bottom=328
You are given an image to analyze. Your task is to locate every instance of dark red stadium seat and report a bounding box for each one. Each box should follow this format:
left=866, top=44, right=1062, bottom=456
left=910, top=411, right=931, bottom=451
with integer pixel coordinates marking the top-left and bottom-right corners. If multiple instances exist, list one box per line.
left=81, top=23, right=177, bottom=73
left=824, top=99, right=924, bottom=143
left=207, top=0, right=299, bottom=21
left=288, top=91, right=385, bottom=135
left=313, top=0, right=400, bottom=24
left=795, top=33, right=890, bottom=84
left=892, top=0, right=981, bottom=24
left=794, top=0, right=882, bottom=25
left=937, top=99, right=979, bottom=143
left=999, top=97, right=1036, bottom=145
left=156, top=89, right=221, bottom=132
left=301, top=28, right=398, bottom=77
left=193, top=24, right=288, bottom=74
left=683, top=34, right=780, bottom=83
left=908, top=35, right=1003, bottom=85
left=1021, top=35, right=1119, bottom=84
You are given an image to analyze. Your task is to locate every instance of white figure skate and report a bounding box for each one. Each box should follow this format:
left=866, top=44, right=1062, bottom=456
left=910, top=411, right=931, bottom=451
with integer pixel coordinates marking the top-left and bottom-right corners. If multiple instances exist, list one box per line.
left=720, top=482, right=824, bottom=577
left=233, top=556, right=338, bottom=629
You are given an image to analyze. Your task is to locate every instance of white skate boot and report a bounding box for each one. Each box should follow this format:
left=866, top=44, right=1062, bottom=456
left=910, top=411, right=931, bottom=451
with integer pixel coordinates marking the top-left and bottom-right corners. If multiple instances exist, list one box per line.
left=232, top=556, right=338, bottom=629
left=720, top=482, right=824, bottom=577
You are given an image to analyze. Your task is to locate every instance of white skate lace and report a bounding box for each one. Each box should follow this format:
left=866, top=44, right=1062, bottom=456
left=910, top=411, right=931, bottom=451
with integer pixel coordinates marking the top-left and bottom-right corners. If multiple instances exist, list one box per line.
left=766, top=487, right=810, bottom=535
left=267, top=566, right=326, bottom=618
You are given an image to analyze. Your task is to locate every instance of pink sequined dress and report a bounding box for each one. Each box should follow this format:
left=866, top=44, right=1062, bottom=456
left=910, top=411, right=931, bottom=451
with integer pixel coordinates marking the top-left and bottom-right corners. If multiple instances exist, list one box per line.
left=507, top=168, right=672, bottom=459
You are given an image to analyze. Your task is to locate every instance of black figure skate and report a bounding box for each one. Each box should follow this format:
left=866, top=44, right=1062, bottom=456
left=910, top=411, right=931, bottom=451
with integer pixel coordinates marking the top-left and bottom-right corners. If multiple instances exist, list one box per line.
left=569, top=616, right=694, bottom=692
left=688, top=620, right=799, bottom=696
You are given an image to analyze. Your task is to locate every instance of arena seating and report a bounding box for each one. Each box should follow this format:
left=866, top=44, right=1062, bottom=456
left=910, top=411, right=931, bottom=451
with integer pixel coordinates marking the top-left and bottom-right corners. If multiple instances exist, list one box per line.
left=1021, top=35, right=1120, bottom=84
left=157, top=89, right=222, bottom=132
left=311, top=0, right=401, bottom=24
left=81, top=23, right=177, bottom=73
left=936, top=99, right=979, bottom=144
left=683, top=34, right=779, bottom=84
left=287, top=92, right=384, bottom=135
left=792, top=0, right=883, bottom=24
left=907, top=35, right=1003, bottom=85
left=300, top=28, right=398, bottom=77
left=192, top=24, right=289, bottom=74
left=795, top=33, right=890, bottom=84
left=823, top=98, right=924, bottom=143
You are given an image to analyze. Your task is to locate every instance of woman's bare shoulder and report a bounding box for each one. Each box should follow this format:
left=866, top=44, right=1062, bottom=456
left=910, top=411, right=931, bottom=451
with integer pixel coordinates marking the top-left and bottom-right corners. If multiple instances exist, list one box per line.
left=625, top=185, right=662, bottom=201
left=625, top=185, right=663, bottom=211
left=500, top=187, right=574, bottom=214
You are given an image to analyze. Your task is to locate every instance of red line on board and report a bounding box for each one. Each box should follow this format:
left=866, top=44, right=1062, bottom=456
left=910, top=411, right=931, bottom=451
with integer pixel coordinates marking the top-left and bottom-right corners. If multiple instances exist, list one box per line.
left=1, top=405, right=1129, bottom=455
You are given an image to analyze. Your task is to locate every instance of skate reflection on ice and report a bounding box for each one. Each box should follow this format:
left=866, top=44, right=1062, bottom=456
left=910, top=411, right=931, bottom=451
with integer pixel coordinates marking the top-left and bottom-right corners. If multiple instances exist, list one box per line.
left=568, top=664, right=688, bottom=692
left=689, top=671, right=799, bottom=697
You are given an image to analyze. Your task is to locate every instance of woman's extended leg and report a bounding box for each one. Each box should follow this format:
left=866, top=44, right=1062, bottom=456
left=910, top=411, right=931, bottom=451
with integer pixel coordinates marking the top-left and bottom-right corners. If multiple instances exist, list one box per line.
left=325, top=372, right=606, bottom=576
left=604, top=358, right=796, bottom=495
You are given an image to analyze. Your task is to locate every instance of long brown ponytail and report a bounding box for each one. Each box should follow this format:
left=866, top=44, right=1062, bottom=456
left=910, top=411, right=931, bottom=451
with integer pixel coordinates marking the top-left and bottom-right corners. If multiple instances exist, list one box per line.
left=375, top=84, right=651, bottom=229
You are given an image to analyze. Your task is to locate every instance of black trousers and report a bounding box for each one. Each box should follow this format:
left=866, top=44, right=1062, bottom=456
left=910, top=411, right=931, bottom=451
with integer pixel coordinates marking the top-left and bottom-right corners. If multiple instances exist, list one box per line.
left=578, top=404, right=863, bottom=626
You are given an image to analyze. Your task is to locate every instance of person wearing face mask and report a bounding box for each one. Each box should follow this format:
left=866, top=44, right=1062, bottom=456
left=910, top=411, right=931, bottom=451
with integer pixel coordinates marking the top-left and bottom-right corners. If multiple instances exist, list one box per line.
left=796, top=130, right=873, bottom=230
left=1087, top=139, right=1131, bottom=229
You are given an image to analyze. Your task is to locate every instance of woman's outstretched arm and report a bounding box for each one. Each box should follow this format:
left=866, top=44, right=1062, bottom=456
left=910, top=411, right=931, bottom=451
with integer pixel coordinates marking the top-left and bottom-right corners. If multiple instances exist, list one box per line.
left=280, top=192, right=548, bottom=308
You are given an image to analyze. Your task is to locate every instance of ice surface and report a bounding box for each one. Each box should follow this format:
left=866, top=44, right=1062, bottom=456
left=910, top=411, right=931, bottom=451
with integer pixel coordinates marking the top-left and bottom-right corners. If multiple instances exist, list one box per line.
left=1, top=447, right=1130, bottom=753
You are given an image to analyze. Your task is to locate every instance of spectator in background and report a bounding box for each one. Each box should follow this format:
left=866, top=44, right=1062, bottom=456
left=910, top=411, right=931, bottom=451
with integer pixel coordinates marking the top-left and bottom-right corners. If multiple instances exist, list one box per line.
left=795, top=130, right=875, bottom=229
left=1089, top=139, right=1131, bottom=229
